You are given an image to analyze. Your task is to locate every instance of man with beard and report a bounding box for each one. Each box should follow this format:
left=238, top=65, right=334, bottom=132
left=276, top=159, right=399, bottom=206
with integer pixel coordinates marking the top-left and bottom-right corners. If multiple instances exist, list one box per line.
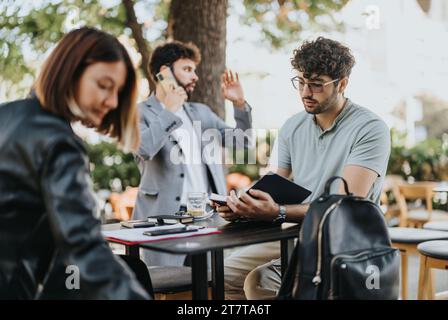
left=133, top=41, right=252, bottom=267
left=215, top=37, right=391, bottom=299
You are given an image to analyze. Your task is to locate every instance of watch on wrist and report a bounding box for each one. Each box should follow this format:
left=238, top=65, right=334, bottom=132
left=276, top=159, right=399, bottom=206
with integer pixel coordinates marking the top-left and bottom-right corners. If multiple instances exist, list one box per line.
left=274, top=205, right=287, bottom=223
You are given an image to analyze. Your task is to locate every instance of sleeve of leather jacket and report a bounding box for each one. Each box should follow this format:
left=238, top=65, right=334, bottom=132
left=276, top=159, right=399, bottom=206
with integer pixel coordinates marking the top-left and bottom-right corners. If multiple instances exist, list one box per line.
left=137, top=105, right=182, bottom=161
left=40, top=136, right=150, bottom=299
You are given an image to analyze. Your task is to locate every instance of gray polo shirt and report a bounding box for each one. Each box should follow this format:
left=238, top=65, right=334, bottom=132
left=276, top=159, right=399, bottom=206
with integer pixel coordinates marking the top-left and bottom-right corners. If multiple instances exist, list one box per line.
left=270, top=98, right=390, bottom=204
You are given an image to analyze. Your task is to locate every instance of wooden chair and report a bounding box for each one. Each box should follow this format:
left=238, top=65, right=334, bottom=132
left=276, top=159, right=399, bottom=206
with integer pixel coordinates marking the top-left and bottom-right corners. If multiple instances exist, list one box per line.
left=109, top=187, right=139, bottom=221
left=226, top=172, right=251, bottom=193
left=388, top=227, right=448, bottom=299
left=417, top=240, right=448, bottom=300
left=397, top=182, right=448, bottom=228
left=381, top=175, right=405, bottom=225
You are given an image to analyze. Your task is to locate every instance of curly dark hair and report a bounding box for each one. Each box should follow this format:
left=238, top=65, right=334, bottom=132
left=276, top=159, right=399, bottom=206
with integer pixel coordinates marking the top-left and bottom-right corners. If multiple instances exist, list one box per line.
left=149, top=40, right=201, bottom=81
left=291, top=37, right=355, bottom=80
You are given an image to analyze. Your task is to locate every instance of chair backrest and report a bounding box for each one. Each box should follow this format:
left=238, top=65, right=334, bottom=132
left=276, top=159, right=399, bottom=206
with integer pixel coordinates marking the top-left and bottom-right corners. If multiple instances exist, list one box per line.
left=109, top=187, right=139, bottom=221
left=383, top=175, right=405, bottom=193
left=119, top=255, right=154, bottom=299
left=380, top=175, right=405, bottom=219
left=397, top=182, right=437, bottom=226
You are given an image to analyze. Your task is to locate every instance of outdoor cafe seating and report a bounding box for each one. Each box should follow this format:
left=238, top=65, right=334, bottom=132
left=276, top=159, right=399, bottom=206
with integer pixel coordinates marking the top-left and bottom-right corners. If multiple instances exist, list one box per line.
left=387, top=179, right=448, bottom=299
left=396, top=182, right=448, bottom=228
left=417, top=240, right=448, bottom=300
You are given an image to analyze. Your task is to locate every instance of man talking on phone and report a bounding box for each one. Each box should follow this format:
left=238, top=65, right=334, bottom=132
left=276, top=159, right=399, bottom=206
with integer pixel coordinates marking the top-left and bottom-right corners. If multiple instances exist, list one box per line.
left=133, top=41, right=253, bottom=267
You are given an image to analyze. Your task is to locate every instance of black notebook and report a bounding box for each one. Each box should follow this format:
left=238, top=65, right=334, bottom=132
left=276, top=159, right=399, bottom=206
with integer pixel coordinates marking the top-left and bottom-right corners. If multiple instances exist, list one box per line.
left=148, top=214, right=194, bottom=224
left=247, top=172, right=312, bottom=205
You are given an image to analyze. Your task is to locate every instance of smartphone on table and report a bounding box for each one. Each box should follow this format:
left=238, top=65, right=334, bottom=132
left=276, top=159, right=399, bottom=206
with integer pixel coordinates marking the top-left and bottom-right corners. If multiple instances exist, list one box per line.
left=143, top=225, right=199, bottom=237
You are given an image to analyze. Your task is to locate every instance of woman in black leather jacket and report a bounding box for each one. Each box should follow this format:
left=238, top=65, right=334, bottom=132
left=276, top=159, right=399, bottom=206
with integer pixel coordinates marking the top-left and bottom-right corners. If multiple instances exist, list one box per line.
left=0, top=27, right=149, bottom=299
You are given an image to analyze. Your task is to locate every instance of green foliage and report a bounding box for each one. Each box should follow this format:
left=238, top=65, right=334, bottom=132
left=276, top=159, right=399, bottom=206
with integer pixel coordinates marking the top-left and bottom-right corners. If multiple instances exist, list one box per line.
left=228, top=163, right=260, bottom=180
left=388, top=130, right=448, bottom=182
left=1, top=0, right=349, bottom=96
left=0, top=0, right=127, bottom=95
left=86, top=141, right=140, bottom=191
left=0, top=0, right=171, bottom=96
left=241, top=0, right=349, bottom=48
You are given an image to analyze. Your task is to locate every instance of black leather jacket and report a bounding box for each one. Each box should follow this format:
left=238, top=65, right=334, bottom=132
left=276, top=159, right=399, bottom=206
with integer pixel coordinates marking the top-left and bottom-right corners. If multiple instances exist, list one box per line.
left=0, top=98, right=148, bottom=299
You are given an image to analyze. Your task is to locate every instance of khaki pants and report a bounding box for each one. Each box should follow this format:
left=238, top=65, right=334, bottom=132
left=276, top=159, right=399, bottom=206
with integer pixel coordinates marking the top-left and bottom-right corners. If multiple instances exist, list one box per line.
left=224, top=242, right=282, bottom=300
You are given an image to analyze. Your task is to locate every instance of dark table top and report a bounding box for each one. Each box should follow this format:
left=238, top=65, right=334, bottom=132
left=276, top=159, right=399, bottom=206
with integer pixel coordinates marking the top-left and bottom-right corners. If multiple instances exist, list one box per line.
left=103, top=213, right=300, bottom=255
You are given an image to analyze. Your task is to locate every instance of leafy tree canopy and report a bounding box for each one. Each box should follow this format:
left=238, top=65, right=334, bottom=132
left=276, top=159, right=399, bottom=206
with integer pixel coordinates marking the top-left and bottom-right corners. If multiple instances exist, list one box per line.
left=1, top=0, right=348, bottom=97
left=241, top=0, right=349, bottom=48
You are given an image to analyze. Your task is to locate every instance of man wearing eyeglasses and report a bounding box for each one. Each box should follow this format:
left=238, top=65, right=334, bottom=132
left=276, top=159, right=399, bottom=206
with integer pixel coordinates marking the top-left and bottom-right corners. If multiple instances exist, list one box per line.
left=216, top=37, right=391, bottom=299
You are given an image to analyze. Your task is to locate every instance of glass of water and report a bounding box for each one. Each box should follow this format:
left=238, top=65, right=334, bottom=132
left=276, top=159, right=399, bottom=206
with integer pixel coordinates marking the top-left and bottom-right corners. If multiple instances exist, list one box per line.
left=187, top=192, right=207, bottom=217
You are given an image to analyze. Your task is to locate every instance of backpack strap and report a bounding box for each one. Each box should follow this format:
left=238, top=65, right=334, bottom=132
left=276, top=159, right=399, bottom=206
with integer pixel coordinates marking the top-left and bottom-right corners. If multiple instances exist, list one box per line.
left=277, top=238, right=321, bottom=300
left=277, top=240, right=300, bottom=300
left=324, top=176, right=352, bottom=196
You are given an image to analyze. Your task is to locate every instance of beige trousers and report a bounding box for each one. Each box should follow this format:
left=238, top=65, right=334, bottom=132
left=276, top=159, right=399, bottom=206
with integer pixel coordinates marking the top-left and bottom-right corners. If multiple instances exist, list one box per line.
left=224, top=241, right=282, bottom=300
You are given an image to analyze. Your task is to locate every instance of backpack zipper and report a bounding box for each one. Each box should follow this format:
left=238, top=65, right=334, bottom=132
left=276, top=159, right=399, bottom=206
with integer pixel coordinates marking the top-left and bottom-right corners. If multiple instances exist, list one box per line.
left=312, top=199, right=343, bottom=286
left=311, top=197, right=373, bottom=286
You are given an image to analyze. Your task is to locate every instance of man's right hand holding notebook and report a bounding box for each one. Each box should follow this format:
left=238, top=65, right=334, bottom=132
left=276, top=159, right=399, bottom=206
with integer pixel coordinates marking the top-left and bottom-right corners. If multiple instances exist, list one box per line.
left=211, top=171, right=312, bottom=223
left=214, top=189, right=280, bottom=222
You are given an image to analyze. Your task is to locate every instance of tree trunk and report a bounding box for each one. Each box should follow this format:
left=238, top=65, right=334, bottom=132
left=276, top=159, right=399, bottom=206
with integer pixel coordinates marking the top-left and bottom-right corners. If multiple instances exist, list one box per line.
left=417, top=0, right=431, bottom=13
left=168, top=0, right=228, bottom=118
left=122, top=0, right=155, bottom=93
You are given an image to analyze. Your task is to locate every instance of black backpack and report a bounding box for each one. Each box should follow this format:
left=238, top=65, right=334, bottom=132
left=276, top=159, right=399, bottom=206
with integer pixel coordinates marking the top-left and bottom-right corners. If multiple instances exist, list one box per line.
left=278, top=176, right=400, bottom=300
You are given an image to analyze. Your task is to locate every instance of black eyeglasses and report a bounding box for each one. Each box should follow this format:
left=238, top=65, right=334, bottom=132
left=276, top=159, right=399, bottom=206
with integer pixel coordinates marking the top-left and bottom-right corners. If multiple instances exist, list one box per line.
left=291, top=76, right=339, bottom=93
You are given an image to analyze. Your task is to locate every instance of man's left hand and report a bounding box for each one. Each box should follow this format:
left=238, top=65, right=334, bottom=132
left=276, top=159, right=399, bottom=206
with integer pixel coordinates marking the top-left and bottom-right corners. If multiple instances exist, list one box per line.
left=221, top=69, right=245, bottom=109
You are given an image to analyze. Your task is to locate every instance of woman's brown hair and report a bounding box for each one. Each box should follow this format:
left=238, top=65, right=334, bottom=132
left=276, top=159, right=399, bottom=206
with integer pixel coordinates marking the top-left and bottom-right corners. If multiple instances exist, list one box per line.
left=35, top=27, right=140, bottom=151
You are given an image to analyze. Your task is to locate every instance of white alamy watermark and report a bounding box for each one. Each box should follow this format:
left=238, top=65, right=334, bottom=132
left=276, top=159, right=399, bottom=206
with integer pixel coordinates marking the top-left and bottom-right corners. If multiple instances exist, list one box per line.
left=365, top=264, right=380, bottom=290
left=166, top=122, right=278, bottom=166
left=65, top=265, right=80, bottom=290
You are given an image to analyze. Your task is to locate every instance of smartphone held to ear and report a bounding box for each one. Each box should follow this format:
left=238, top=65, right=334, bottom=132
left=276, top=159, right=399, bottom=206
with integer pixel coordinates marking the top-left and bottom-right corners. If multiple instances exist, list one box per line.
left=156, top=67, right=179, bottom=93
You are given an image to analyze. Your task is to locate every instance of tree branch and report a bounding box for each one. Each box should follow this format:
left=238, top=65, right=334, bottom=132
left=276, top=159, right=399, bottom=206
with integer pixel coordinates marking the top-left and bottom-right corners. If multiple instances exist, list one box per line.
left=122, top=0, right=155, bottom=93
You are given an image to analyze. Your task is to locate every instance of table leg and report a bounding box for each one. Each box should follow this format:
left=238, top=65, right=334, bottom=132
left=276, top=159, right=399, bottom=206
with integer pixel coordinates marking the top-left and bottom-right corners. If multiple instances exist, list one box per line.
left=191, top=253, right=209, bottom=300
left=211, top=249, right=224, bottom=300
left=126, top=245, right=140, bottom=258
left=280, top=239, right=294, bottom=278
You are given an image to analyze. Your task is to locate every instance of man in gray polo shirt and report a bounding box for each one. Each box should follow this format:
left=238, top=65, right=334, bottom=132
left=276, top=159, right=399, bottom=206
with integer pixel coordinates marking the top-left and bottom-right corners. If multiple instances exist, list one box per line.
left=215, top=37, right=391, bottom=299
